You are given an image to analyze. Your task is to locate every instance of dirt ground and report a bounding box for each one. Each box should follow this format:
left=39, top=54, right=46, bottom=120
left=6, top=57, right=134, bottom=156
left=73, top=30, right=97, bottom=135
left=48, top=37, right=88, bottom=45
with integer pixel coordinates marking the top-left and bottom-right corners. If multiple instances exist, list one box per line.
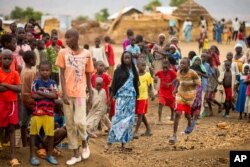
left=1, top=41, right=250, bottom=167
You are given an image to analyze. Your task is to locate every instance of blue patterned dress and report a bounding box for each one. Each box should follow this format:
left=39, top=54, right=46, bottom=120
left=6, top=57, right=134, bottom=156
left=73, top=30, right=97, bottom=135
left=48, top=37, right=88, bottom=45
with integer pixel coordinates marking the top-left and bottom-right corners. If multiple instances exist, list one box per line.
left=108, top=70, right=136, bottom=144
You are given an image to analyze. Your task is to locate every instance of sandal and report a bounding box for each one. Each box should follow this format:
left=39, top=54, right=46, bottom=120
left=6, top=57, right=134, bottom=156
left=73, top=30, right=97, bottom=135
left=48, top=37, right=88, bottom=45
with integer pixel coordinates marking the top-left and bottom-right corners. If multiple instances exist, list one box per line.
left=36, top=148, right=47, bottom=159
left=169, top=136, right=177, bottom=144
left=9, top=158, right=20, bottom=167
left=30, top=157, right=40, bottom=166
left=52, top=148, right=61, bottom=157
left=46, top=155, right=58, bottom=165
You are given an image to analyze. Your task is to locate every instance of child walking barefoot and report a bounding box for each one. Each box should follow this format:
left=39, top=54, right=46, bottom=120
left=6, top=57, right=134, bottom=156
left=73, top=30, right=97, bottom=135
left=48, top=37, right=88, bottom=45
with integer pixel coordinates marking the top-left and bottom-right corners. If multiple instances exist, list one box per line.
left=134, top=60, right=154, bottom=139
left=169, top=58, right=201, bottom=144
left=155, top=60, right=177, bottom=123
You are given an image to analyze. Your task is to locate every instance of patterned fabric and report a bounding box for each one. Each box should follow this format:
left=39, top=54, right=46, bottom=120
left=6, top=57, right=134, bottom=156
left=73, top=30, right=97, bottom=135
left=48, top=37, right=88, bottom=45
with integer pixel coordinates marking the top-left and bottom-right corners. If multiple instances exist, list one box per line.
left=46, top=46, right=60, bottom=73
left=191, top=85, right=202, bottom=116
left=108, top=70, right=136, bottom=144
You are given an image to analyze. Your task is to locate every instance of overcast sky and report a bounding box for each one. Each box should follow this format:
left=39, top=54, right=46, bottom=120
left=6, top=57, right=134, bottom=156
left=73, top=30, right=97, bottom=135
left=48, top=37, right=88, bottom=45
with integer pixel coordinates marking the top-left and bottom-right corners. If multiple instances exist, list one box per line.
left=0, top=0, right=249, bottom=21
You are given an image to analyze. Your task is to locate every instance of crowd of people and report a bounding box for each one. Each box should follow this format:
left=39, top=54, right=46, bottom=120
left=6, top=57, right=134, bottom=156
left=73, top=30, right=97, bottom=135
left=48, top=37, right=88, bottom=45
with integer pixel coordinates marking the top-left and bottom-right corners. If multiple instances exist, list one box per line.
left=0, top=17, right=250, bottom=166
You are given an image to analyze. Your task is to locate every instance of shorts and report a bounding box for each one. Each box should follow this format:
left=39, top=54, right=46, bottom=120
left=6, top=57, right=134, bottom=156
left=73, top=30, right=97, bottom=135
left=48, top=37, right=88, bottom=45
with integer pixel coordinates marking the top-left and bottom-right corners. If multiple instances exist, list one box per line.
left=175, top=103, right=191, bottom=115
left=30, top=115, right=54, bottom=136
left=135, top=100, right=148, bottom=115
left=109, top=99, right=116, bottom=118
left=0, top=101, right=18, bottom=127
left=224, top=87, right=232, bottom=101
left=159, top=96, right=175, bottom=109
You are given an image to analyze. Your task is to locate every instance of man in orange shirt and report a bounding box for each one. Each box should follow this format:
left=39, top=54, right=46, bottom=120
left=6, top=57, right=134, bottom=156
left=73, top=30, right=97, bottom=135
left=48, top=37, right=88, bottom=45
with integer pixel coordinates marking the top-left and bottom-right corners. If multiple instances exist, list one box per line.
left=56, top=29, right=94, bottom=166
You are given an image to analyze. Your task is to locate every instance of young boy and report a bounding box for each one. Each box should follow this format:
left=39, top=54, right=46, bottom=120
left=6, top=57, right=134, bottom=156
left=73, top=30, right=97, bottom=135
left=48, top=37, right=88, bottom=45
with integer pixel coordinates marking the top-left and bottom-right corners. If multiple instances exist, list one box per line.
left=222, top=52, right=239, bottom=77
left=34, top=40, right=47, bottom=69
left=155, top=60, right=177, bottom=123
left=91, top=60, right=111, bottom=102
left=219, top=61, right=236, bottom=118
left=126, top=36, right=141, bottom=65
left=92, top=38, right=109, bottom=67
left=20, top=51, right=36, bottom=147
left=0, top=49, right=22, bottom=166
left=134, top=60, right=154, bottom=139
left=123, top=29, right=134, bottom=50
left=29, top=61, right=58, bottom=165
left=104, top=36, right=115, bottom=77
left=169, top=58, right=201, bottom=144
left=56, top=29, right=94, bottom=165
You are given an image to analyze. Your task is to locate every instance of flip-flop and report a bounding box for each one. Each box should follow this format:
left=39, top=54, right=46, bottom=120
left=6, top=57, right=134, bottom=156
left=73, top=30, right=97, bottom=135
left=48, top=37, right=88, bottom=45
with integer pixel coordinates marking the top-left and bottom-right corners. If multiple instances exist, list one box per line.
left=36, top=148, right=47, bottom=159
left=46, top=155, right=58, bottom=165
left=9, top=158, right=20, bottom=167
left=184, top=121, right=195, bottom=134
left=52, top=148, right=61, bottom=157
left=30, top=157, right=40, bottom=166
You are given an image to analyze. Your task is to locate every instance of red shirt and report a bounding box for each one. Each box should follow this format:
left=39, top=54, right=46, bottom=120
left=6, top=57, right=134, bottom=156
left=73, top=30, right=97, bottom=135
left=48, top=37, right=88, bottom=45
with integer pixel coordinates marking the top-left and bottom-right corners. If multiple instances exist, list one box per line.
left=45, top=39, right=64, bottom=48
left=155, top=69, right=177, bottom=98
left=105, top=43, right=115, bottom=66
left=32, top=29, right=41, bottom=39
left=91, top=73, right=111, bottom=101
left=210, top=53, right=220, bottom=67
left=0, top=68, right=21, bottom=102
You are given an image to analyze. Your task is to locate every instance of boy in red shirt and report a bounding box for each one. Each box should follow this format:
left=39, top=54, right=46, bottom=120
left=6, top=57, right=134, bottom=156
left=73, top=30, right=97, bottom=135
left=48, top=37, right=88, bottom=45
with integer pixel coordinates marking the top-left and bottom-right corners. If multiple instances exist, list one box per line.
left=104, top=36, right=115, bottom=77
left=0, top=49, right=22, bottom=166
left=155, top=60, right=177, bottom=123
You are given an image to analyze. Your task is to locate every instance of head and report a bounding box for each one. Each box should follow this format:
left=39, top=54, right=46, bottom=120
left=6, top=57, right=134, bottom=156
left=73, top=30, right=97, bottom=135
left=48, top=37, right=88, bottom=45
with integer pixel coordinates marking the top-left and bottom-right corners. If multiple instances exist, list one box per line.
left=226, top=52, right=233, bottom=61
left=17, top=27, right=26, bottom=41
left=135, top=35, right=143, bottom=44
left=243, top=64, right=250, bottom=75
left=170, top=37, right=178, bottom=46
left=51, top=29, right=58, bottom=36
left=200, top=16, right=204, bottom=20
left=162, top=60, right=170, bottom=72
left=158, top=33, right=166, bottom=44
left=28, top=18, right=36, bottom=26
left=235, top=17, right=238, bottom=21
left=1, top=34, right=16, bottom=51
left=209, top=45, right=219, bottom=54
left=1, top=49, right=13, bottom=69
left=95, top=38, right=101, bottom=47
left=65, top=29, right=79, bottom=49
left=169, top=44, right=177, bottom=54
left=24, top=23, right=33, bottom=33
left=201, top=53, right=208, bottom=63
left=83, top=44, right=89, bottom=50
left=51, top=34, right=58, bottom=46
left=37, top=40, right=45, bottom=50
left=137, top=59, right=146, bottom=73
left=26, top=32, right=34, bottom=42
left=104, top=36, right=111, bottom=43
left=42, top=33, right=50, bottom=43
left=96, top=60, right=105, bottom=74
left=192, top=56, right=202, bottom=67
left=188, top=51, right=196, bottom=60
left=126, top=29, right=134, bottom=39
left=224, top=61, right=231, bottom=71
left=235, top=43, right=243, bottom=54
left=39, top=61, right=52, bottom=80
left=29, top=39, right=37, bottom=50
left=121, top=51, right=133, bottom=67
left=23, top=50, right=36, bottom=66
left=130, top=36, right=136, bottom=45
left=9, top=22, right=17, bottom=33
left=95, top=77, right=103, bottom=91
left=180, top=58, right=190, bottom=71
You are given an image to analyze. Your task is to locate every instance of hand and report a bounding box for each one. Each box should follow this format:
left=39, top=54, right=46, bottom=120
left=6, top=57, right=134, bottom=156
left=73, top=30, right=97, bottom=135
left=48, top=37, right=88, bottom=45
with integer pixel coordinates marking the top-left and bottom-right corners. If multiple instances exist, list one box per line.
left=180, top=82, right=189, bottom=87
left=62, top=94, right=70, bottom=105
left=150, top=91, right=155, bottom=101
left=165, top=83, right=172, bottom=88
left=154, top=77, right=158, bottom=83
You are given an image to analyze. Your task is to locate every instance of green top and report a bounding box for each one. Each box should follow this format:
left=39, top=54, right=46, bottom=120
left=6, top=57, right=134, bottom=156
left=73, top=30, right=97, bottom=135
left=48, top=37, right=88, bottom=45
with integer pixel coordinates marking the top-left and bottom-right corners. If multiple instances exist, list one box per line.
left=46, top=47, right=59, bottom=73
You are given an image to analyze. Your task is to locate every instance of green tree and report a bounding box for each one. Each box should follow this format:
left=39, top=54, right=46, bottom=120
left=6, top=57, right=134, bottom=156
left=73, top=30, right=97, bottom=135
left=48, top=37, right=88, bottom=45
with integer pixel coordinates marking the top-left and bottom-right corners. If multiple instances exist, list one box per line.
left=10, top=6, right=23, bottom=19
left=95, top=8, right=109, bottom=22
left=143, top=0, right=162, bottom=11
left=169, top=0, right=187, bottom=7
left=76, top=15, right=89, bottom=22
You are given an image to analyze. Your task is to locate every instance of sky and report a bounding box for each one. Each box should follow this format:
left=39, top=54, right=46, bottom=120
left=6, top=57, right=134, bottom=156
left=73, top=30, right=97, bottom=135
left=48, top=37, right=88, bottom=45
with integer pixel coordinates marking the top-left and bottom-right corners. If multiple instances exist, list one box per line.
left=0, top=0, right=250, bottom=21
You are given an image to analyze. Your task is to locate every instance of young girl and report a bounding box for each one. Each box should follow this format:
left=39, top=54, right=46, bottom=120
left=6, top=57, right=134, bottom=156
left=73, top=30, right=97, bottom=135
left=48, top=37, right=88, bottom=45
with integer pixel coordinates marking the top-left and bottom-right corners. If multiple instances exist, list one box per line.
left=92, top=38, right=109, bottom=67
left=190, top=56, right=207, bottom=121
left=227, top=27, right=233, bottom=44
left=106, top=51, right=139, bottom=151
left=236, top=64, right=250, bottom=119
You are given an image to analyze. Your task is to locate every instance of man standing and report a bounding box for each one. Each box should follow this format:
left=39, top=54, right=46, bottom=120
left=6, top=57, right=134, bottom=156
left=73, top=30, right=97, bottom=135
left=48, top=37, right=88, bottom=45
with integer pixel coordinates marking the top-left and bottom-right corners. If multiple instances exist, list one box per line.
left=232, top=17, right=240, bottom=41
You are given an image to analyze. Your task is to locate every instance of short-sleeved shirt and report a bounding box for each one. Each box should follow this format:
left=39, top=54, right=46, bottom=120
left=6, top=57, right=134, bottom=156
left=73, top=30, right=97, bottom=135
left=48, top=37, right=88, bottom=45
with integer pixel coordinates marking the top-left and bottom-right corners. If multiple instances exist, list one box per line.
left=122, top=38, right=130, bottom=51
left=155, top=69, right=177, bottom=98
left=13, top=44, right=31, bottom=69
left=31, top=79, right=57, bottom=116
left=126, top=44, right=141, bottom=55
left=45, top=39, right=64, bottom=48
left=91, top=73, right=111, bottom=100
left=202, top=63, right=212, bottom=91
left=0, top=68, right=21, bottom=102
left=176, top=69, right=201, bottom=106
left=138, top=72, right=152, bottom=100
left=55, top=48, right=94, bottom=97
left=105, top=43, right=115, bottom=66
left=21, top=68, right=36, bottom=107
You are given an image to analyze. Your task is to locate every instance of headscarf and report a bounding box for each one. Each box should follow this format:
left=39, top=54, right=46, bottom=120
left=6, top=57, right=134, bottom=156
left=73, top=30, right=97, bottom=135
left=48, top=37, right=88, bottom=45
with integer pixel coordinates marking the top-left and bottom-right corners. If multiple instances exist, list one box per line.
left=242, top=63, right=250, bottom=75
left=158, top=33, right=166, bottom=38
left=191, top=55, right=207, bottom=73
left=169, top=44, right=177, bottom=50
left=234, top=43, right=243, bottom=49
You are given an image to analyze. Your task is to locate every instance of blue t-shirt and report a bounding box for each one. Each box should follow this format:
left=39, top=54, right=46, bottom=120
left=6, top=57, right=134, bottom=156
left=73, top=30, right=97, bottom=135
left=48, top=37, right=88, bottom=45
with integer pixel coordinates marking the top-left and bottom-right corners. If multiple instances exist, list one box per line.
left=31, top=79, right=57, bottom=116
left=202, top=62, right=212, bottom=91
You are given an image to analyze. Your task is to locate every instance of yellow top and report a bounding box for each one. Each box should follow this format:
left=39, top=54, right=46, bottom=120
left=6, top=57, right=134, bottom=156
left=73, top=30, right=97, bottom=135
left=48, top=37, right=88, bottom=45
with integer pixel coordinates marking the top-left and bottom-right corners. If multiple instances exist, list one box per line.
left=138, top=72, right=152, bottom=100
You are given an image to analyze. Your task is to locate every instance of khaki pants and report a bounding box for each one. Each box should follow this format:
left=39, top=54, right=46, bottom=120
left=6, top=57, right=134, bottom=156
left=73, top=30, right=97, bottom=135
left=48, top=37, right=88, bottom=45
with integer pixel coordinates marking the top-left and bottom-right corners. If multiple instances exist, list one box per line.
left=63, top=97, right=87, bottom=150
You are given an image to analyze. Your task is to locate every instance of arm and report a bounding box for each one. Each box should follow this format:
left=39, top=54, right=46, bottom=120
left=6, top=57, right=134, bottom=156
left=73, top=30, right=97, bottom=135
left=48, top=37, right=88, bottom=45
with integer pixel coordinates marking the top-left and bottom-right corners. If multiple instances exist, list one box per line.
left=36, top=90, right=57, bottom=99
left=173, top=80, right=179, bottom=94
left=32, top=93, right=45, bottom=100
left=60, top=68, right=69, bottom=105
left=86, top=72, right=93, bottom=108
left=0, top=85, right=7, bottom=92
left=1, top=83, right=21, bottom=92
left=33, top=23, right=45, bottom=35
left=148, top=84, right=154, bottom=101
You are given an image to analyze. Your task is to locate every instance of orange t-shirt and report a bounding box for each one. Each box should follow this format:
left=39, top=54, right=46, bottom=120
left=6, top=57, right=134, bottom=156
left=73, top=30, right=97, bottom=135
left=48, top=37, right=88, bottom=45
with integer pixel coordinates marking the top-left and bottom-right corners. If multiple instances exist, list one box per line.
left=0, top=68, right=21, bottom=102
left=55, top=48, right=94, bottom=97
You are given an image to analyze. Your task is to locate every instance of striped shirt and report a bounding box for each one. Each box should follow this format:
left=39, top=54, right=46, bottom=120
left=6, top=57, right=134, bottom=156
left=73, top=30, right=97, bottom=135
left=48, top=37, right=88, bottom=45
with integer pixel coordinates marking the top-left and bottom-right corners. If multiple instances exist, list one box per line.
left=176, top=69, right=201, bottom=106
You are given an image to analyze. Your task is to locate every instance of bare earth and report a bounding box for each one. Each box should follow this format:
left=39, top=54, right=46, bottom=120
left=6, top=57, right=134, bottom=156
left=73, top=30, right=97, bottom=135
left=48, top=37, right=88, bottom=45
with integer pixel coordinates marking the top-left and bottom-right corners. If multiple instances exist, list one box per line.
left=1, top=42, right=250, bottom=167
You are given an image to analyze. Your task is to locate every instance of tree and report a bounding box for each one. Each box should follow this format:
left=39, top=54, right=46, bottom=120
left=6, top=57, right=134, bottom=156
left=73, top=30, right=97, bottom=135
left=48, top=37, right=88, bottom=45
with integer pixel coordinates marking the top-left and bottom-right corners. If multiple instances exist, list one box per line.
left=76, top=15, right=89, bottom=22
left=143, top=0, right=162, bottom=11
left=10, top=6, right=42, bottom=20
left=169, top=0, right=187, bottom=7
left=95, top=8, right=109, bottom=22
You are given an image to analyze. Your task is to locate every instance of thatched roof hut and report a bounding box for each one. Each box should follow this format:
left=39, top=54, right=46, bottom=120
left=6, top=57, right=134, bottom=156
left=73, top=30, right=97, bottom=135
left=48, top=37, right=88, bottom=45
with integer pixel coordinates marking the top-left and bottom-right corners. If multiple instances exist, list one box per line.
left=172, top=0, right=214, bottom=41
left=108, top=13, right=180, bottom=44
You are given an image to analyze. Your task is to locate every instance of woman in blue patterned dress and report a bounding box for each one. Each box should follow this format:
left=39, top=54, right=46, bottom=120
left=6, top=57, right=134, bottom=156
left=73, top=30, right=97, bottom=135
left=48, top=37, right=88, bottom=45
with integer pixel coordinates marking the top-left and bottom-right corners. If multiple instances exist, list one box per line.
left=106, top=51, right=139, bottom=151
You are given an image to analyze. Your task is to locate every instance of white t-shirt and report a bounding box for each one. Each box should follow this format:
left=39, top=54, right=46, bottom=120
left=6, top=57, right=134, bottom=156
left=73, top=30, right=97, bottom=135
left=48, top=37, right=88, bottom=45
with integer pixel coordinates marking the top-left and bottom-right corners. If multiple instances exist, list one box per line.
left=201, top=19, right=207, bottom=29
left=92, top=47, right=109, bottom=67
left=232, top=20, right=240, bottom=31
